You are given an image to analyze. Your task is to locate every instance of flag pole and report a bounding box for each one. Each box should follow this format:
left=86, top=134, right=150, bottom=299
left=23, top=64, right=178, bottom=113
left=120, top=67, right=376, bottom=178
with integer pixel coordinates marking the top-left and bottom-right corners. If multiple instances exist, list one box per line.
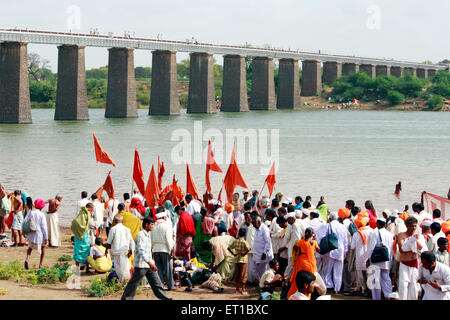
left=252, top=180, right=266, bottom=211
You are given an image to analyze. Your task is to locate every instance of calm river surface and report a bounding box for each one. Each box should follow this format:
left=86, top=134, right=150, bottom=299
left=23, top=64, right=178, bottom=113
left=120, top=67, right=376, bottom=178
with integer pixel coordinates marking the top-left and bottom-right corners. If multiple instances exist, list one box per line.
left=1, top=108, right=449, bottom=226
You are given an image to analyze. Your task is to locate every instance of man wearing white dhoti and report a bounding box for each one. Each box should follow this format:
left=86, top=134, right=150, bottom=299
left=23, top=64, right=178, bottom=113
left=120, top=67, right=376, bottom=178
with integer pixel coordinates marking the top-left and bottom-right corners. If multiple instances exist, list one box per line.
left=45, top=194, right=62, bottom=247
left=105, top=215, right=135, bottom=282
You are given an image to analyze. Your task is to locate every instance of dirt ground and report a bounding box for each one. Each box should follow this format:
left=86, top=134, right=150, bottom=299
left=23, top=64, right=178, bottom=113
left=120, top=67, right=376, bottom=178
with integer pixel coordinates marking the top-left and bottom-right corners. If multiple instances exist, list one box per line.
left=0, top=227, right=365, bottom=300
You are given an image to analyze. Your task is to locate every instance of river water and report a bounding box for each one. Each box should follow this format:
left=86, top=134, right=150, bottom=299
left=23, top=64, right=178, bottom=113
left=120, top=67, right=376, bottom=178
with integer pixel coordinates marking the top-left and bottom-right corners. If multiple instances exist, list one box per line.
left=1, top=108, right=449, bottom=226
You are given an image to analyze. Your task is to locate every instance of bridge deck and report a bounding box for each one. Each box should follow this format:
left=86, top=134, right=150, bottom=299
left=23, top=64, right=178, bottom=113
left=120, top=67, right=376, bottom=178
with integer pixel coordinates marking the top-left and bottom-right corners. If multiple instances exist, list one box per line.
left=0, top=29, right=447, bottom=70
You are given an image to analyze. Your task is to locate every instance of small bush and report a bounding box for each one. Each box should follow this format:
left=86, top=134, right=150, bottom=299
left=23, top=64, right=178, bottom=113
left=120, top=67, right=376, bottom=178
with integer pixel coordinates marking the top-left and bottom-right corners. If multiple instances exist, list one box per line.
left=426, top=95, right=444, bottom=108
left=387, top=90, right=405, bottom=106
left=0, top=288, right=6, bottom=296
left=58, top=255, right=74, bottom=262
left=83, top=277, right=125, bottom=297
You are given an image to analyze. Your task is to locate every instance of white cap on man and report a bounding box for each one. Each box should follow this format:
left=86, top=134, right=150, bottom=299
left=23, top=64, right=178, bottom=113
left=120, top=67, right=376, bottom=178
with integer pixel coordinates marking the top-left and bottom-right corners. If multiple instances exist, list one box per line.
left=286, top=212, right=296, bottom=219
left=156, top=212, right=166, bottom=219
left=301, top=208, right=311, bottom=216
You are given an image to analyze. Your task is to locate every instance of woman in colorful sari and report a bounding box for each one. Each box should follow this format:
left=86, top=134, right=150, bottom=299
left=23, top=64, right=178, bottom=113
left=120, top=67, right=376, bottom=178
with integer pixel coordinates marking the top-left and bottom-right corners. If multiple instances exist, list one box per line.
left=194, top=207, right=216, bottom=264
left=87, top=237, right=112, bottom=273
left=175, top=206, right=196, bottom=260
left=71, top=203, right=93, bottom=273
left=112, top=203, right=142, bottom=240
left=288, top=227, right=325, bottom=299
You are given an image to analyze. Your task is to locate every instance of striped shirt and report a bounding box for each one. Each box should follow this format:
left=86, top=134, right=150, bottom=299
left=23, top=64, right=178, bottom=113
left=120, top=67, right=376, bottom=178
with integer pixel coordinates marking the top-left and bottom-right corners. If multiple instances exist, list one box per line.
left=133, top=229, right=154, bottom=268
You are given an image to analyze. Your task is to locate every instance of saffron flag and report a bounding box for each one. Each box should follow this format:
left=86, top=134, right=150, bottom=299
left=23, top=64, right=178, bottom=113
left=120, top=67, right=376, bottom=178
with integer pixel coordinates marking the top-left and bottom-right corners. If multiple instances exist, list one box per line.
left=158, top=156, right=165, bottom=191
left=95, top=171, right=115, bottom=200
left=144, top=165, right=160, bottom=208
left=205, top=140, right=222, bottom=194
left=133, top=149, right=145, bottom=196
left=423, top=191, right=450, bottom=220
left=223, top=142, right=250, bottom=203
left=186, top=163, right=200, bottom=200
left=93, top=131, right=116, bottom=167
left=172, top=174, right=182, bottom=206
left=265, top=162, right=276, bottom=197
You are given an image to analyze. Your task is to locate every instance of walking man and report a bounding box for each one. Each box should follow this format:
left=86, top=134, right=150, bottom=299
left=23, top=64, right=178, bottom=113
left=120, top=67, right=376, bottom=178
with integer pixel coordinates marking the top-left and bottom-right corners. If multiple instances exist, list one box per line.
left=121, top=217, right=171, bottom=300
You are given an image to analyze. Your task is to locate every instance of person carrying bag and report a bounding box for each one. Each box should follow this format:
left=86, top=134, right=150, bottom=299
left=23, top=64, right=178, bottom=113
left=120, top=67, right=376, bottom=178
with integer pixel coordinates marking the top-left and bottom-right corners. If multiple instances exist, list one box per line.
left=319, top=224, right=339, bottom=255
left=370, top=229, right=389, bottom=263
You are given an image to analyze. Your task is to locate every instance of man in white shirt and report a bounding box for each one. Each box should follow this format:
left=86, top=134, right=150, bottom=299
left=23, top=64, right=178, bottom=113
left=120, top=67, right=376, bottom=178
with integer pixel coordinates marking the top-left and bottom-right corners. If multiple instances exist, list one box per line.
left=428, top=222, right=446, bottom=253
left=151, top=211, right=175, bottom=290
left=418, top=251, right=450, bottom=300
left=104, top=197, right=119, bottom=236
left=185, top=194, right=201, bottom=224
left=432, top=209, right=444, bottom=225
left=366, top=218, right=394, bottom=300
left=240, top=189, right=250, bottom=205
left=121, top=217, right=171, bottom=300
left=350, top=217, right=372, bottom=296
left=316, top=212, right=348, bottom=294
left=284, top=212, right=306, bottom=278
left=91, top=193, right=104, bottom=233
left=105, top=215, right=135, bottom=282
left=76, top=191, right=89, bottom=217
left=250, top=214, right=273, bottom=282
left=289, top=271, right=316, bottom=300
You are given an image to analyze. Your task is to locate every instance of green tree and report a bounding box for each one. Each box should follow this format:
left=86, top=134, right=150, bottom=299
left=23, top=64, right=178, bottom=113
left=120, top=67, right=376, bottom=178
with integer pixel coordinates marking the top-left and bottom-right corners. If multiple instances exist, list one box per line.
left=177, top=59, right=190, bottom=79
left=387, top=90, right=405, bottom=106
left=86, top=67, right=108, bottom=79
left=135, top=67, right=152, bottom=79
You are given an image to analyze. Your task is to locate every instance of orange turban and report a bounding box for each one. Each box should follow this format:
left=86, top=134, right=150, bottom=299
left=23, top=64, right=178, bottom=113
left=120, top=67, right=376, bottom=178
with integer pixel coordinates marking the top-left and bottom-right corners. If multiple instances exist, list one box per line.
left=357, top=211, right=369, bottom=220
left=442, top=221, right=450, bottom=234
left=355, top=218, right=368, bottom=228
left=399, top=213, right=409, bottom=222
left=224, top=202, right=234, bottom=213
left=369, top=218, right=377, bottom=229
left=338, top=208, right=350, bottom=219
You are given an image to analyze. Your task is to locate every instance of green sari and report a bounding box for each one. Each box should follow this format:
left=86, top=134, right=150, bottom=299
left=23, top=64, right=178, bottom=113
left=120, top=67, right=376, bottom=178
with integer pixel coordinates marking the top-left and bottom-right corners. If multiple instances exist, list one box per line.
left=193, top=217, right=212, bottom=264
left=317, top=204, right=328, bottom=222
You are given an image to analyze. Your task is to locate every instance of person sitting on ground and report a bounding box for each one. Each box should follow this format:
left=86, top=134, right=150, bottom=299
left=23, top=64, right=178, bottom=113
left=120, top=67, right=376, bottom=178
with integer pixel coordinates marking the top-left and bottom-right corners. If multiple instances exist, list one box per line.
left=289, top=270, right=316, bottom=300
left=87, top=237, right=112, bottom=273
left=260, top=258, right=283, bottom=294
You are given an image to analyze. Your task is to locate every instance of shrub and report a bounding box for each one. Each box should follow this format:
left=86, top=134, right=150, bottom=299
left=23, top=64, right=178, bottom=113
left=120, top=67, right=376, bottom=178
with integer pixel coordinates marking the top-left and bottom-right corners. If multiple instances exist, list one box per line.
left=58, top=255, right=74, bottom=262
left=0, top=288, right=6, bottom=296
left=426, top=95, right=444, bottom=108
left=83, top=277, right=125, bottom=297
left=427, top=83, right=450, bottom=99
left=0, top=261, right=28, bottom=282
left=179, top=92, right=188, bottom=107
left=387, top=90, right=405, bottom=106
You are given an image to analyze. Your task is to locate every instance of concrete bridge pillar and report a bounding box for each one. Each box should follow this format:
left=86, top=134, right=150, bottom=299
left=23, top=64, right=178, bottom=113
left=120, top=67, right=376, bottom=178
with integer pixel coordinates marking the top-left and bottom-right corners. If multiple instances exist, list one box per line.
left=149, top=50, right=180, bottom=115
left=221, top=54, right=249, bottom=112
left=55, top=45, right=89, bottom=120
left=322, top=61, right=342, bottom=86
left=342, top=62, right=359, bottom=75
left=187, top=52, right=216, bottom=113
left=301, top=60, right=322, bottom=96
left=427, top=69, right=437, bottom=77
left=105, top=48, right=138, bottom=118
left=390, top=66, right=404, bottom=77
left=360, top=64, right=376, bottom=78
left=277, top=58, right=301, bottom=109
left=376, top=65, right=391, bottom=77
left=404, top=67, right=417, bottom=77
left=416, top=68, right=427, bottom=78
left=250, top=57, right=276, bottom=110
left=0, top=42, right=32, bottom=123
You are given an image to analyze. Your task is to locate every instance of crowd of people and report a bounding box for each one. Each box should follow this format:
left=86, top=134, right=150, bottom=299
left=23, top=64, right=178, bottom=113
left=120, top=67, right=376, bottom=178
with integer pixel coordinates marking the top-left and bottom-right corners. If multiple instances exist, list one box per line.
left=1, top=182, right=450, bottom=300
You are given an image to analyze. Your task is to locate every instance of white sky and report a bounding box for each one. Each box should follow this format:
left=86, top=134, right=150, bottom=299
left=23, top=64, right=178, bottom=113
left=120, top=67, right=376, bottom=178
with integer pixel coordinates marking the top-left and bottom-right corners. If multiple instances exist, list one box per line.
left=1, top=0, right=449, bottom=72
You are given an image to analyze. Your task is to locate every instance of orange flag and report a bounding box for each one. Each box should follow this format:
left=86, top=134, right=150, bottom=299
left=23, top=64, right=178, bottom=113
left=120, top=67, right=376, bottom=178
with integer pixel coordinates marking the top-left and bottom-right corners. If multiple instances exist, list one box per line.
left=205, top=140, right=222, bottom=194
left=186, top=163, right=199, bottom=200
left=265, top=162, right=276, bottom=197
left=172, top=174, right=181, bottom=206
left=144, top=165, right=160, bottom=208
left=223, top=142, right=249, bottom=203
left=133, top=149, right=145, bottom=196
left=158, top=155, right=165, bottom=191
left=95, top=171, right=115, bottom=200
left=93, top=131, right=116, bottom=167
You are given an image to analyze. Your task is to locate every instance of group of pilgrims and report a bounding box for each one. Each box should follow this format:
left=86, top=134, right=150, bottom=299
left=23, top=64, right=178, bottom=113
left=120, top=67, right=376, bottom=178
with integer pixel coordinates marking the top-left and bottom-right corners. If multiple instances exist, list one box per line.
left=1, top=182, right=450, bottom=300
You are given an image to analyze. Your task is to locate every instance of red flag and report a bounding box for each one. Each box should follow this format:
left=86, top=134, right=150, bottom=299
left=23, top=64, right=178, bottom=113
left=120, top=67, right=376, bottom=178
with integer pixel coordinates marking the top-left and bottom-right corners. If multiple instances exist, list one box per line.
left=144, top=165, right=160, bottom=208
left=133, top=149, right=145, bottom=196
left=186, top=163, right=199, bottom=200
left=158, top=156, right=165, bottom=191
left=265, top=162, right=276, bottom=197
left=93, top=131, right=116, bottom=167
left=223, top=142, right=249, bottom=203
left=172, top=174, right=181, bottom=206
left=95, top=186, right=103, bottom=201
left=205, top=140, right=222, bottom=194
left=217, top=182, right=224, bottom=205
left=103, top=171, right=115, bottom=199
